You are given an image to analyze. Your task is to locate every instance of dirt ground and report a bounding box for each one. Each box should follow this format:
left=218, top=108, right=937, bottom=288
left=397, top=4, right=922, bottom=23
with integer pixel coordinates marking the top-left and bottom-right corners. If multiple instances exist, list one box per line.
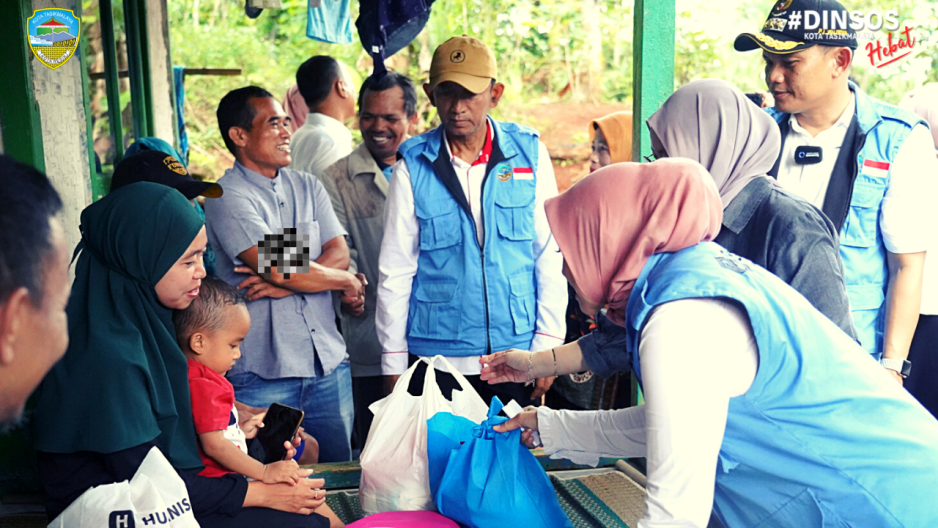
left=509, top=101, right=631, bottom=192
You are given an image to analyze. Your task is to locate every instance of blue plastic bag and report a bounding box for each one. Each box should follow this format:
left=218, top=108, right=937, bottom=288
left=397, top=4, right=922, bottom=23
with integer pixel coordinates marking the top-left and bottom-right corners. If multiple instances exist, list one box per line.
left=426, top=398, right=573, bottom=528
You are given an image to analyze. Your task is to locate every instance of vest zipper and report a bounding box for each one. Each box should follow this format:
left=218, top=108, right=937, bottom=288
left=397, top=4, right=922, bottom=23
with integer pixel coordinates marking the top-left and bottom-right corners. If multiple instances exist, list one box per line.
left=479, top=171, right=492, bottom=355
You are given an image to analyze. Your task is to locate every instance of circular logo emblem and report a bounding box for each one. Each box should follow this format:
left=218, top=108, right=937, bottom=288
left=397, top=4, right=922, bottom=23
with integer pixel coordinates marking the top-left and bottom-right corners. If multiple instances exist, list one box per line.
left=449, top=50, right=466, bottom=63
left=773, top=0, right=793, bottom=13
left=163, top=156, right=188, bottom=175
left=496, top=164, right=512, bottom=182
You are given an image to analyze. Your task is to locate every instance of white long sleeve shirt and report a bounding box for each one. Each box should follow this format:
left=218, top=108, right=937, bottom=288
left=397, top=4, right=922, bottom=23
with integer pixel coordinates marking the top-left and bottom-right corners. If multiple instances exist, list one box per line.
left=539, top=298, right=759, bottom=528
left=376, top=128, right=566, bottom=376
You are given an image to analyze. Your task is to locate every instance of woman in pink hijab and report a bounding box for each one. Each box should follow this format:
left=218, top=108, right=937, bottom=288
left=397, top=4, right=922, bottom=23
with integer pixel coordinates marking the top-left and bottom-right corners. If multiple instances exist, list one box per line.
left=480, top=160, right=938, bottom=527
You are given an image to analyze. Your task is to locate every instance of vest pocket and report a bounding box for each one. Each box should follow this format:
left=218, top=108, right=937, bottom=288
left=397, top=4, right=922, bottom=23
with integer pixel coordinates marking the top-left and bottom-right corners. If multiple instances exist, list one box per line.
left=409, top=280, right=461, bottom=340
left=841, top=183, right=885, bottom=248
left=508, top=272, right=536, bottom=335
left=754, top=488, right=848, bottom=528
left=494, top=180, right=536, bottom=241
left=416, top=200, right=462, bottom=250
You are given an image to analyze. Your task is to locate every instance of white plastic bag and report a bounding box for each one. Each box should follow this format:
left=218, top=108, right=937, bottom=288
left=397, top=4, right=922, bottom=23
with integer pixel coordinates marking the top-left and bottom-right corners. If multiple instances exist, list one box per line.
left=48, top=446, right=200, bottom=528
left=359, top=355, right=488, bottom=515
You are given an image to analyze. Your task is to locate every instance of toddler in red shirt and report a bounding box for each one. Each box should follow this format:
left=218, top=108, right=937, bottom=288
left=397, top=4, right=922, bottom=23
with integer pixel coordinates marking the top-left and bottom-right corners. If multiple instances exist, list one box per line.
left=173, top=275, right=302, bottom=484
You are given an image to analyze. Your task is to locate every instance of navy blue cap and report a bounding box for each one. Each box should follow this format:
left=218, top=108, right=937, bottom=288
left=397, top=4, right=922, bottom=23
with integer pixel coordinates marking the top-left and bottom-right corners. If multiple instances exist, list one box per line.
left=735, top=0, right=858, bottom=54
left=111, top=151, right=222, bottom=200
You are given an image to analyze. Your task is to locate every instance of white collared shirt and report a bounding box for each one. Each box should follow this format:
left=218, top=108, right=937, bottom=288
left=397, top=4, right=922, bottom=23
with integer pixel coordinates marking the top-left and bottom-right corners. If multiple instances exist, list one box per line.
left=776, top=95, right=936, bottom=259
left=776, top=94, right=855, bottom=207
left=376, top=127, right=567, bottom=376
left=289, top=112, right=354, bottom=177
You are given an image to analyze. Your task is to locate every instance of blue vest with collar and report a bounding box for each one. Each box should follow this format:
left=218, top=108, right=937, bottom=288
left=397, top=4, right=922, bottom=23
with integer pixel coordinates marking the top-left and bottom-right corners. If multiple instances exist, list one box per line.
left=625, top=242, right=938, bottom=528
left=399, top=119, right=540, bottom=357
left=767, top=83, right=925, bottom=358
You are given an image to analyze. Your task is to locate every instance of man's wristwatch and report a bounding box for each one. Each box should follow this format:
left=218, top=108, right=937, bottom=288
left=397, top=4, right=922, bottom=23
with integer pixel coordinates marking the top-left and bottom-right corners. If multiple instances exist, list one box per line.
left=880, top=357, right=912, bottom=378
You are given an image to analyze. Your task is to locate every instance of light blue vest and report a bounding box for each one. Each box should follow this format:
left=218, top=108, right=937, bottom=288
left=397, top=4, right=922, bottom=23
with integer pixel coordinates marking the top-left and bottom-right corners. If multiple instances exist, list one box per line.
left=767, top=84, right=925, bottom=357
left=626, top=243, right=938, bottom=528
left=399, top=119, right=540, bottom=357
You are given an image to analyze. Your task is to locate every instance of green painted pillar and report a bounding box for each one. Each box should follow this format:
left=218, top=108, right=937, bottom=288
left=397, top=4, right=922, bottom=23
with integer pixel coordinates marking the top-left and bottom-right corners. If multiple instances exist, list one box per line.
left=630, top=0, right=674, bottom=407
left=631, top=0, right=675, bottom=161
left=124, top=0, right=154, bottom=139
left=0, top=0, right=45, bottom=171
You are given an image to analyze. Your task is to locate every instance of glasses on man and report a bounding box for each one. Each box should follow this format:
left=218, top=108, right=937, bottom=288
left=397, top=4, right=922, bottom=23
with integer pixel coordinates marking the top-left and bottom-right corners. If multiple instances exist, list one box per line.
left=643, top=153, right=657, bottom=163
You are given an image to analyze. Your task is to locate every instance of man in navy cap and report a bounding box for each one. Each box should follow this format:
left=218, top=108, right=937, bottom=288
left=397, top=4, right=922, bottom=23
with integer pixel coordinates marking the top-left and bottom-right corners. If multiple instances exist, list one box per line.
left=735, top=0, right=937, bottom=383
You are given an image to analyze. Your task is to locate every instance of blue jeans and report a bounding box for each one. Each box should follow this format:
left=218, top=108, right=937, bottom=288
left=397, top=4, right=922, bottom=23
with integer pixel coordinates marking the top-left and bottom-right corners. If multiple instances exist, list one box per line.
left=228, top=361, right=354, bottom=463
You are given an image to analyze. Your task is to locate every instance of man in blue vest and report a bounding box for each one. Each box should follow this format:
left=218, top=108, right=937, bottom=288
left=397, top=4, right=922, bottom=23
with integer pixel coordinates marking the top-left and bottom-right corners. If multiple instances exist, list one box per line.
left=735, top=0, right=936, bottom=384
left=376, top=36, right=567, bottom=406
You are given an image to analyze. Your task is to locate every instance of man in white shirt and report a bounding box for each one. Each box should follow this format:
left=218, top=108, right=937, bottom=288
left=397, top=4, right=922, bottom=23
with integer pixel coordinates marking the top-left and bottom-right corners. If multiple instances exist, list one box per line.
left=734, top=0, right=935, bottom=383
left=289, top=56, right=356, bottom=177
left=376, top=36, right=566, bottom=406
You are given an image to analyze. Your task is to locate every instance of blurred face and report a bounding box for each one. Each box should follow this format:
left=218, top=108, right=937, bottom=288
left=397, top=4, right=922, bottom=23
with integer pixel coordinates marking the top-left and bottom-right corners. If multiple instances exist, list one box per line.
left=360, top=86, right=417, bottom=166
left=763, top=46, right=843, bottom=115
left=590, top=127, right=613, bottom=172
left=0, top=219, right=71, bottom=428
left=563, top=261, right=602, bottom=317
left=427, top=81, right=503, bottom=140
left=235, top=97, right=292, bottom=176
left=155, top=227, right=207, bottom=310
left=192, top=305, right=250, bottom=375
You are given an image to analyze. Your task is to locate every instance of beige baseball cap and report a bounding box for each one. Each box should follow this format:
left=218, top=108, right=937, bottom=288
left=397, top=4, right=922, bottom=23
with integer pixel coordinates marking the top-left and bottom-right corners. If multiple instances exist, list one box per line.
left=428, top=35, right=497, bottom=94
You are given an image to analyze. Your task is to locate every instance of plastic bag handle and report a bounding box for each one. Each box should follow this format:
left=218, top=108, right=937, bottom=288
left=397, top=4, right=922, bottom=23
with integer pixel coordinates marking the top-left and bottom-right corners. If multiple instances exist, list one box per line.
left=424, top=355, right=482, bottom=402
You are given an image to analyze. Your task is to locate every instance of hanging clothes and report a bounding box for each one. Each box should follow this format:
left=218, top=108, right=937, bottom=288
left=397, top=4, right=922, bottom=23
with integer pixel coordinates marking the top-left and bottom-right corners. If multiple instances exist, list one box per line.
left=172, top=66, right=189, bottom=166
left=307, top=0, right=353, bottom=44
left=356, top=0, right=435, bottom=75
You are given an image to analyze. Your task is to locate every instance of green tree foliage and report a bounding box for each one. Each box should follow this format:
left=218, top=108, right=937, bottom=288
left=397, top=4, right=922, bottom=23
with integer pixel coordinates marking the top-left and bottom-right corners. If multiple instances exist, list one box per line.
left=158, top=0, right=938, bottom=178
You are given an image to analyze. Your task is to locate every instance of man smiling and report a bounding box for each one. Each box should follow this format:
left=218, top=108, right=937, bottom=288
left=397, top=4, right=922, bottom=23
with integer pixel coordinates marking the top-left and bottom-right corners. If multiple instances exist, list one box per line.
left=320, top=72, right=419, bottom=447
left=204, top=86, right=362, bottom=462
left=736, top=0, right=937, bottom=383
left=376, top=37, right=567, bottom=407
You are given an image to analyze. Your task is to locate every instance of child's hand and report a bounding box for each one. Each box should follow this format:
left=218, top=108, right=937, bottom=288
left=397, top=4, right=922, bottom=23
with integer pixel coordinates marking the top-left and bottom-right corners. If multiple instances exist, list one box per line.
left=263, top=459, right=301, bottom=485
left=241, top=411, right=266, bottom=439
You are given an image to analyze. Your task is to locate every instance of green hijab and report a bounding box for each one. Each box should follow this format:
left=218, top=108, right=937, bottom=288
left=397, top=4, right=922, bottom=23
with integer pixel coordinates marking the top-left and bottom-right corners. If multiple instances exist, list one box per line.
left=33, top=182, right=204, bottom=470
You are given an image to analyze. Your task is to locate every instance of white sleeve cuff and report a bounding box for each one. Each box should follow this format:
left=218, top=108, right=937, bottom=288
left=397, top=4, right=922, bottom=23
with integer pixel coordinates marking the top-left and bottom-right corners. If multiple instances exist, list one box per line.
left=381, top=352, right=409, bottom=376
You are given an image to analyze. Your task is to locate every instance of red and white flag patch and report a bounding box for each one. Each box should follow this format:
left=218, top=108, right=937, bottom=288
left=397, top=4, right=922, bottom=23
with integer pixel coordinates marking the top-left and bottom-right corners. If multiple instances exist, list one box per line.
left=514, top=167, right=534, bottom=180
left=862, top=159, right=890, bottom=178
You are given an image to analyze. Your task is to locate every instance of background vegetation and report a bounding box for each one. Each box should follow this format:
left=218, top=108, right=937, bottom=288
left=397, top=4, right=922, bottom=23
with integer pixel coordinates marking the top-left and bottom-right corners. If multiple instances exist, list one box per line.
left=82, top=0, right=938, bottom=180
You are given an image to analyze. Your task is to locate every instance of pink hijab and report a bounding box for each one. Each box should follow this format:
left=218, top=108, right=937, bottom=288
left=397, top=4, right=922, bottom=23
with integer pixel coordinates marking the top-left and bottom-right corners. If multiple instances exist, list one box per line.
left=282, top=84, right=309, bottom=133
left=545, top=159, right=723, bottom=326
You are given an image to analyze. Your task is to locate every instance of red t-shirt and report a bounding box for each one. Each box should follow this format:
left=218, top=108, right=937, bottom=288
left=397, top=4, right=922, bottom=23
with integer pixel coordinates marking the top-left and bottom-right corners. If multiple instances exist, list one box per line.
left=188, top=359, right=248, bottom=477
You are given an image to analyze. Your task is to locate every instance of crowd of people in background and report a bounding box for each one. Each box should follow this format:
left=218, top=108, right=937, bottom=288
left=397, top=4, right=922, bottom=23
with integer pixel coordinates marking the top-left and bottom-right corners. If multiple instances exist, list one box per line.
left=2, top=0, right=938, bottom=526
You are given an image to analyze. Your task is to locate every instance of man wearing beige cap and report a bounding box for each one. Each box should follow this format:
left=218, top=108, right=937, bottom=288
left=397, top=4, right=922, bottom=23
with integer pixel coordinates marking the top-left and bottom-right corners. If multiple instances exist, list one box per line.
left=376, top=36, right=566, bottom=406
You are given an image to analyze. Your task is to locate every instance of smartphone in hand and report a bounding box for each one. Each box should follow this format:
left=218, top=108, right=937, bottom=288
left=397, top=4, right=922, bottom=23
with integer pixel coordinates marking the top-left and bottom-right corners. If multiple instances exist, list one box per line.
left=248, top=403, right=305, bottom=464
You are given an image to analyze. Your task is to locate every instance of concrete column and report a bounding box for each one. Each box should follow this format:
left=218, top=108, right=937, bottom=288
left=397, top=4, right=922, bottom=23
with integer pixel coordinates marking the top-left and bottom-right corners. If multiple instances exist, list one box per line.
left=147, top=0, right=177, bottom=144
left=631, top=0, right=676, bottom=161
left=30, top=0, right=94, bottom=254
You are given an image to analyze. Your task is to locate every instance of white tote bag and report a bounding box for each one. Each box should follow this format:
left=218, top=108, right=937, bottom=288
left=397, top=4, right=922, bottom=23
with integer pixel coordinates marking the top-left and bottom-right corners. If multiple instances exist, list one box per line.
left=358, top=355, right=488, bottom=515
left=48, top=447, right=200, bottom=528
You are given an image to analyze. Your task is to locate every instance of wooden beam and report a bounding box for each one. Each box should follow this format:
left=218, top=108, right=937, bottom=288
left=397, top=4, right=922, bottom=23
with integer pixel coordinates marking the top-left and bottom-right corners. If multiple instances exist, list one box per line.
left=88, top=68, right=243, bottom=80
